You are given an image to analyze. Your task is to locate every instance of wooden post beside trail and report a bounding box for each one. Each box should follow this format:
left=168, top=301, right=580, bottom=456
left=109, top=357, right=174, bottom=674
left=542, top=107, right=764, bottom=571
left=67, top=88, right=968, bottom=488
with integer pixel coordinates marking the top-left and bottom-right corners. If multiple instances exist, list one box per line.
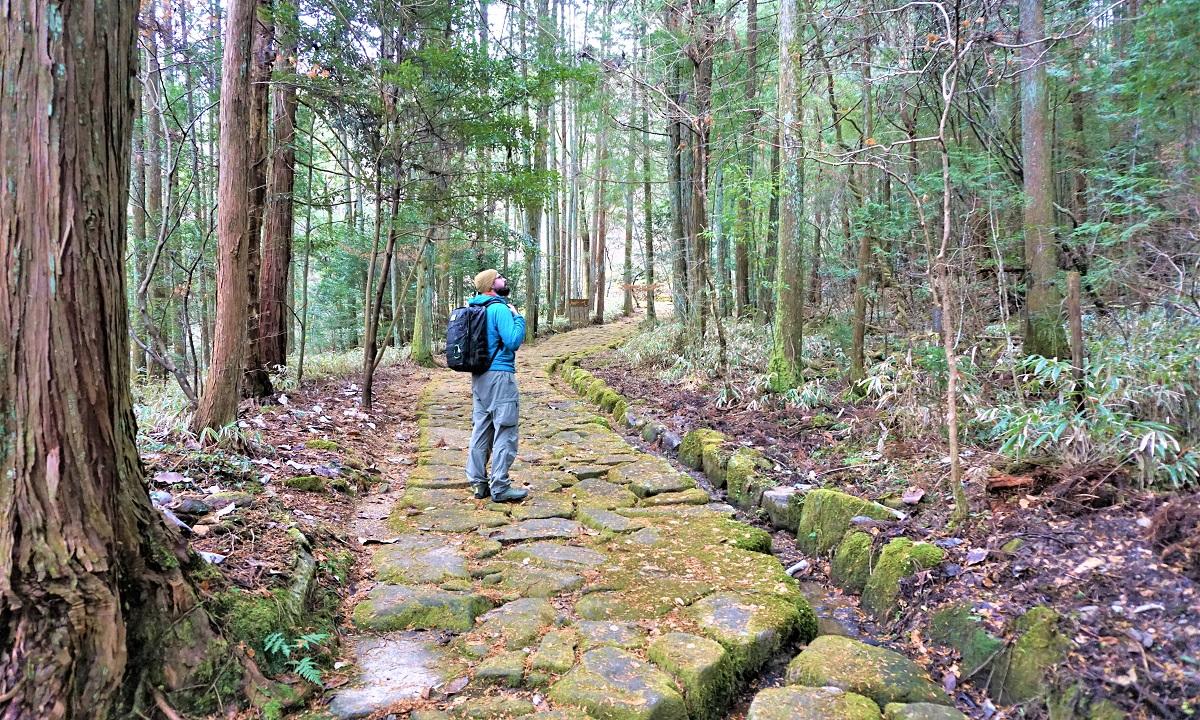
left=1067, top=271, right=1084, bottom=407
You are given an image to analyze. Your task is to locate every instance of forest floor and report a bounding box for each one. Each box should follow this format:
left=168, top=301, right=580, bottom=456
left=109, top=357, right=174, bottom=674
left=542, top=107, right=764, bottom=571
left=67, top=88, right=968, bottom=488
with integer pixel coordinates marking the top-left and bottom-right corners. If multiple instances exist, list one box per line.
left=582, top=333, right=1200, bottom=719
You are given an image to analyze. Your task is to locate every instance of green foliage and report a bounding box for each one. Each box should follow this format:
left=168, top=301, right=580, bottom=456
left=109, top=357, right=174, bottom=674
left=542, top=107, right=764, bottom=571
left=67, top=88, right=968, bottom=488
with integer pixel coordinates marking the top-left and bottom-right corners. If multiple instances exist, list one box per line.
left=978, top=337, right=1200, bottom=489
left=263, top=631, right=331, bottom=684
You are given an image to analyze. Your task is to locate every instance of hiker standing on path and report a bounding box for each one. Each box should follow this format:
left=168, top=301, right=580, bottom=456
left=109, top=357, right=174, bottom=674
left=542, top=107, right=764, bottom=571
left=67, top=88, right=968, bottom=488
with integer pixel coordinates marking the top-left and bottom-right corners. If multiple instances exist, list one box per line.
left=465, top=269, right=529, bottom=503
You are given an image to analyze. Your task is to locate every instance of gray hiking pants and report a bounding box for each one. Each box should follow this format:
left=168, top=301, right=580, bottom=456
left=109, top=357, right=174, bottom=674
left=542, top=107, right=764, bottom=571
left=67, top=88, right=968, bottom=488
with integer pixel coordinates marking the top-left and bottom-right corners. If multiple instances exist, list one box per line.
left=466, top=370, right=520, bottom=493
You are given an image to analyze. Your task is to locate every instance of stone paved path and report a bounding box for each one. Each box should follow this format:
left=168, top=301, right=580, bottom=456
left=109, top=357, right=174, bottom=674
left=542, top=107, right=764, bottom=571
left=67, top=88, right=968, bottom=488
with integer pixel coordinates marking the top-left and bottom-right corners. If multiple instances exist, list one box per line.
left=328, top=320, right=951, bottom=720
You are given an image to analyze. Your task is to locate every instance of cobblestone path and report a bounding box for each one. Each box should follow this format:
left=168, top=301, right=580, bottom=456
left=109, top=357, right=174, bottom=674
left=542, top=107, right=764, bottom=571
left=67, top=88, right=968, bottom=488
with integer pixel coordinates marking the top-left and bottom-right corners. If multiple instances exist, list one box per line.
left=328, top=320, right=954, bottom=720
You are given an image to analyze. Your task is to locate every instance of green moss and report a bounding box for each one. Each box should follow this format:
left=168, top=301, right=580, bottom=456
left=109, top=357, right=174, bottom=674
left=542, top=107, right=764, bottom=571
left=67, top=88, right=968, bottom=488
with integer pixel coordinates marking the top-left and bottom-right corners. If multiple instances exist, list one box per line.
left=679, top=429, right=725, bottom=470
left=989, top=606, right=1068, bottom=704
left=213, top=588, right=289, bottom=671
left=701, top=444, right=733, bottom=487
left=304, top=439, right=340, bottom=451
left=785, top=635, right=949, bottom=707
left=724, top=448, right=763, bottom=501
left=831, top=531, right=874, bottom=593
left=612, top=399, right=629, bottom=423
left=927, top=603, right=1003, bottom=678
left=861, top=538, right=944, bottom=620
left=1048, top=684, right=1126, bottom=720
left=648, top=633, right=735, bottom=720
left=329, top=477, right=353, bottom=493
left=796, top=489, right=898, bottom=556
left=285, top=475, right=327, bottom=492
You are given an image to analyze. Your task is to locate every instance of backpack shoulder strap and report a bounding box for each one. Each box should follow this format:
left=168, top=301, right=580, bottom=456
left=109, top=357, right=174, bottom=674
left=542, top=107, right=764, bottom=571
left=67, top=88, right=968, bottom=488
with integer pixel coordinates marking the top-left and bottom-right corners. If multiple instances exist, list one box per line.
left=480, top=297, right=506, bottom=369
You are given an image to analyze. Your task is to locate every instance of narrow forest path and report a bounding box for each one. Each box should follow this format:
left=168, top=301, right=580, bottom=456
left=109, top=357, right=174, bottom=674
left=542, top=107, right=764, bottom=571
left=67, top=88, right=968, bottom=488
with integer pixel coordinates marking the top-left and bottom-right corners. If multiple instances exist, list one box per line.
left=325, top=319, right=950, bottom=720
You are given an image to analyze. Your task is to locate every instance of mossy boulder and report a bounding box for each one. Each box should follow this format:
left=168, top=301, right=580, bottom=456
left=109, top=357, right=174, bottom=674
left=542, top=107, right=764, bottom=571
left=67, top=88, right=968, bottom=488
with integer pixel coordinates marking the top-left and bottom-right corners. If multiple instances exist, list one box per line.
left=785, top=635, right=950, bottom=707
left=351, top=586, right=491, bottom=632
left=725, top=448, right=773, bottom=504
left=861, top=538, right=945, bottom=620
left=988, top=606, right=1068, bottom=704
left=528, top=630, right=577, bottom=686
left=831, top=531, right=875, bottom=594
left=701, top=443, right=733, bottom=487
left=679, top=429, right=725, bottom=470
left=1047, top=683, right=1126, bottom=720
left=760, top=486, right=805, bottom=531
left=285, top=475, right=327, bottom=492
left=748, top=686, right=882, bottom=720
left=548, top=647, right=688, bottom=720
left=927, top=603, right=1004, bottom=678
left=883, top=703, right=968, bottom=720
left=796, top=489, right=899, bottom=556
left=686, top=591, right=816, bottom=677
left=647, top=632, right=735, bottom=720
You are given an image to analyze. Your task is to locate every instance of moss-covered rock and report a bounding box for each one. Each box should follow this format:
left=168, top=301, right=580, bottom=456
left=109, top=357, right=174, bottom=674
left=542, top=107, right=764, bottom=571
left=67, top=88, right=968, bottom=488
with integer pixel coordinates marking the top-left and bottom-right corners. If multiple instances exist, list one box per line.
left=639, top=488, right=711, bottom=506
left=351, top=586, right=491, bottom=632
left=748, top=686, right=882, bottom=720
left=647, top=632, right=735, bottom=720
left=686, top=591, right=816, bottom=677
left=861, top=538, right=945, bottom=620
left=831, top=531, right=875, bottom=594
left=475, top=597, right=557, bottom=649
left=475, top=650, right=527, bottom=687
left=453, top=696, right=536, bottom=718
left=882, top=703, right=968, bottom=720
left=988, top=606, right=1068, bottom=704
left=760, top=486, right=805, bottom=531
left=785, top=635, right=950, bottom=707
left=548, top=647, right=688, bottom=720
left=679, top=429, right=725, bottom=470
left=285, top=475, right=327, bottom=492
left=927, top=603, right=1003, bottom=679
left=1048, top=683, right=1126, bottom=720
left=701, top=443, right=733, bottom=487
left=529, top=629, right=577, bottom=686
left=796, top=489, right=899, bottom=555
left=725, top=448, right=772, bottom=505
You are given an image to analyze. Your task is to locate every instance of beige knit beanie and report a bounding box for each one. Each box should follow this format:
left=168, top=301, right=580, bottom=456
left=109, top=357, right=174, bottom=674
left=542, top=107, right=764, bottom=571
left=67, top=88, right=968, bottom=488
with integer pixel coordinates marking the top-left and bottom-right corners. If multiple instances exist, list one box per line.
left=474, top=268, right=499, bottom=294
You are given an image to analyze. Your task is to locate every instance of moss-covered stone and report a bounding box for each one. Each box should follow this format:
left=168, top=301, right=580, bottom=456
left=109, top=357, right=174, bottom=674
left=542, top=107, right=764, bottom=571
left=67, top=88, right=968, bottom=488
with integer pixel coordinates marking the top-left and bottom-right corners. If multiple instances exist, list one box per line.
left=748, top=686, right=882, bottom=720
left=686, top=591, right=816, bottom=677
left=725, top=448, right=771, bottom=504
left=639, top=487, right=711, bottom=506
left=927, top=603, right=1003, bottom=678
left=701, top=444, right=733, bottom=488
left=785, top=635, right=950, bottom=707
left=831, top=531, right=874, bottom=594
left=861, top=538, right=945, bottom=620
left=1047, top=683, right=1126, bottom=720
left=988, top=606, right=1068, bottom=704
left=475, top=597, right=557, bottom=649
left=647, top=632, right=735, bottom=720
left=351, top=586, right=491, bottom=632
left=285, top=474, right=327, bottom=492
left=548, top=647, right=688, bottom=720
left=453, top=696, right=536, bottom=718
left=305, top=438, right=340, bottom=451
left=679, top=429, right=725, bottom=470
left=796, top=489, right=899, bottom=556
left=883, top=703, right=968, bottom=720
left=760, top=486, right=805, bottom=531
left=475, top=650, right=527, bottom=687
left=529, top=629, right=577, bottom=686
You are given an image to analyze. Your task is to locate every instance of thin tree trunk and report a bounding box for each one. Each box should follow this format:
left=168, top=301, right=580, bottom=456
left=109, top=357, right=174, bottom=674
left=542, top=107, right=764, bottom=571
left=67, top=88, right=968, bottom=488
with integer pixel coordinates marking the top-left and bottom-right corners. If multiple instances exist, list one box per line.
left=640, top=10, right=657, bottom=324
left=734, top=0, right=760, bottom=316
left=849, top=29, right=875, bottom=385
left=242, top=8, right=275, bottom=397
left=769, top=0, right=805, bottom=391
left=259, top=9, right=298, bottom=370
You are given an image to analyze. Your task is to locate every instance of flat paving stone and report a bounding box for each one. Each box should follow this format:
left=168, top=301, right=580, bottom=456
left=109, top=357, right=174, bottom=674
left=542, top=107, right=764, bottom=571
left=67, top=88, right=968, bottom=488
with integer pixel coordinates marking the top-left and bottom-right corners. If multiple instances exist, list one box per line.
left=372, top=536, right=468, bottom=585
left=548, top=646, right=687, bottom=720
left=352, top=585, right=490, bottom=632
left=510, top=495, right=575, bottom=520
left=639, top=488, right=710, bottom=506
left=578, top=507, right=645, bottom=533
left=566, top=465, right=610, bottom=480
left=416, top=507, right=509, bottom=533
left=476, top=597, right=557, bottom=649
left=506, top=541, right=607, bottom=571
left=577, top=620, right=646, bottom=649
left=571, top=477, right=638, bottom=509
left=499, top=565, right=584, bottom=597
left=327, top=634, right=450, bottom=719
left=484, top=517, right=582, bottom=543
left=785, top=635, right=951, bottom=707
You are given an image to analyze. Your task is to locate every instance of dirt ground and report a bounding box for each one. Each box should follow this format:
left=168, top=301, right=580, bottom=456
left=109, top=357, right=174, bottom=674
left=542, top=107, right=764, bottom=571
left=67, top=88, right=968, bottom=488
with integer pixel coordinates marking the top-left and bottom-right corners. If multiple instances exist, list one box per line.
left=585, top=350, right=1200, bottom=719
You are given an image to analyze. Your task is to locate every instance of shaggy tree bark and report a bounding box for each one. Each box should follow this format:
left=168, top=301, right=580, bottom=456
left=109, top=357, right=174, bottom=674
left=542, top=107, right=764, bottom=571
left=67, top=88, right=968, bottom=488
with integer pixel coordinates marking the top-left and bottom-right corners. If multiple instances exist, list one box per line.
left=193, top=0, right=259, bottom=431
left=260, top=9, right=298, bottom=370
left=0, top=1, right=256, bottom=716
left=243, top=7, right=276, bottom=397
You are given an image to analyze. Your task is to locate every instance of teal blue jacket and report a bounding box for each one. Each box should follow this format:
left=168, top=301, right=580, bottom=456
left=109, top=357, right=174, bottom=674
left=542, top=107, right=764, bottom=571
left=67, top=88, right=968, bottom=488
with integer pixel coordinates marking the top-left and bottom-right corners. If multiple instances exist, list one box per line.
left=468, top=294, right=526, bottom=372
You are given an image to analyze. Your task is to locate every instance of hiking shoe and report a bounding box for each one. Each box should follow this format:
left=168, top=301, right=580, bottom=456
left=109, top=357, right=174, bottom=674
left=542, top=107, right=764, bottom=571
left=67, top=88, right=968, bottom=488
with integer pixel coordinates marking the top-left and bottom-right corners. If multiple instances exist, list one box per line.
left=471, top=483, right=489, bottom=500
left=490, top=486, right=529, bottom=503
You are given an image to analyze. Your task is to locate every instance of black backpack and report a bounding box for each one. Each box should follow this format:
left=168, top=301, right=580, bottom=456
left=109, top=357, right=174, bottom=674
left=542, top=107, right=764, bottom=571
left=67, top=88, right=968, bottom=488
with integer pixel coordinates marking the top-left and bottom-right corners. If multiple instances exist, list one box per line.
left=446, top=297, right=505, bottom=373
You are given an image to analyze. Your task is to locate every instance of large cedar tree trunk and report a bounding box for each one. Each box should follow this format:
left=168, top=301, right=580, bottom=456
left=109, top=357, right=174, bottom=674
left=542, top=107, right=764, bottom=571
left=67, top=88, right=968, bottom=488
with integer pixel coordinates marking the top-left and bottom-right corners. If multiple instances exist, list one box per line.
left=193, top=0, right=260, bottom=431
left=0, top=1, right=254, bottom=716
left=260, top=13, right=299, bottom=370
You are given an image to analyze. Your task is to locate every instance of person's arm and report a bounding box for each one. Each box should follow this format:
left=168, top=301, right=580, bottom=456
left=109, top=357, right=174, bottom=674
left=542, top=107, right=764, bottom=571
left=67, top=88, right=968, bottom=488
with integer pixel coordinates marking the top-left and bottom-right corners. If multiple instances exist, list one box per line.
left=491, top=302, right=526, bottom=350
